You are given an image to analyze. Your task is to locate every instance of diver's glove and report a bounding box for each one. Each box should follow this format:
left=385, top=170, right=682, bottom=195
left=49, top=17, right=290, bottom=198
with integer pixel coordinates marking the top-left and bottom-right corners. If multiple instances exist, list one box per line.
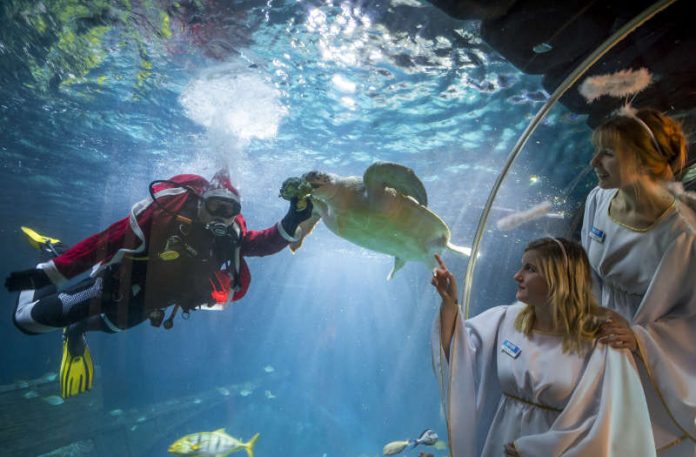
left=4, top=268, right=52, bottom=291
left=281, top=197, right=314, bottom=236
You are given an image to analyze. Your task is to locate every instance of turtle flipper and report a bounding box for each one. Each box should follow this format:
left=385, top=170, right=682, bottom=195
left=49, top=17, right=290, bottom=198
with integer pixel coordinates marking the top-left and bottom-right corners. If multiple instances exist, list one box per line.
left=446, top=242, right=471, bottom=257
left=387, top=257, right=406, bottom=280
left=363, top=161, right=428, bottom=206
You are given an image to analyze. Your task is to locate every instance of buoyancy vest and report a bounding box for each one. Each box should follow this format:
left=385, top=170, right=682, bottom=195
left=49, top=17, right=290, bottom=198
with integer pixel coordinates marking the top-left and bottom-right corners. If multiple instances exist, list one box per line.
left=141, top=198, right=242, bottom=312
left=117, top=175, right=251, bottom=316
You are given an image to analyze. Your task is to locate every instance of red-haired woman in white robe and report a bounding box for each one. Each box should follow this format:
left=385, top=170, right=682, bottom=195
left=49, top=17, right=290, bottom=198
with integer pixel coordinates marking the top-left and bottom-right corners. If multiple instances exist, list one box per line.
left=583, top=108, right=696, bottom=456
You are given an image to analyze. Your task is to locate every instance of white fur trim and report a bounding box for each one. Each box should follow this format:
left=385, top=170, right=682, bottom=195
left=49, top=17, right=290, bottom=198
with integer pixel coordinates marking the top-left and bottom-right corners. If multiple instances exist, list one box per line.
left=203, top=187, right=240, bottom=204
left=277, top=221, right=300, bottom=242
left=96, top=186, right=190, bottom=274
left=579, top=68, right=652, bottom=102
left=496, top=201, right=553, bottom=231
left=36, top=260, right=68, bottom=286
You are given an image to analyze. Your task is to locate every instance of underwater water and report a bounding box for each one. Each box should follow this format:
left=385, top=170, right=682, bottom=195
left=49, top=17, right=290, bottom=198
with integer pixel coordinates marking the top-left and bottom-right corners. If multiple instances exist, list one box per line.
left=0, top=1, right=603, bottom=456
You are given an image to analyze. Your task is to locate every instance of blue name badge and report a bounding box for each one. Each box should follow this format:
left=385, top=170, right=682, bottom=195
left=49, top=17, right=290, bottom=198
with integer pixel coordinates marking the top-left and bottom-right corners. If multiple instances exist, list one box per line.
left=501, top=339, right=521, bottom=359
left=589, top=226, right=605, bottom=243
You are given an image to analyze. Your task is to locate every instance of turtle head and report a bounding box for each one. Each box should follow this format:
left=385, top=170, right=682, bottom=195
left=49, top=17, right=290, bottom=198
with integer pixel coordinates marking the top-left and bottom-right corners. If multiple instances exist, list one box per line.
left=302, top=171, right=333, bottom=189
left=301, top=170, right=339, bottom=201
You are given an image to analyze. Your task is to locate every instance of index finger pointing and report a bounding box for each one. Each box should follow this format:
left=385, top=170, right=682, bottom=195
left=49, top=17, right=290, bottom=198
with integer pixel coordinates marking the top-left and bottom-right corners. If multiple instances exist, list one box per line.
left=434, top=254, right=447, bottom=269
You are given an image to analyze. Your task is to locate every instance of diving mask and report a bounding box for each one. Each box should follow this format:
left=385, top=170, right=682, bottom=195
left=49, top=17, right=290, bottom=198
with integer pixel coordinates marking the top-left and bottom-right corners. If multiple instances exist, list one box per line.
left=200, top=186, right=241, bottom=237
left=204, top=196, right=240, bottom=218
left=201, top=185, right=241, bottom=219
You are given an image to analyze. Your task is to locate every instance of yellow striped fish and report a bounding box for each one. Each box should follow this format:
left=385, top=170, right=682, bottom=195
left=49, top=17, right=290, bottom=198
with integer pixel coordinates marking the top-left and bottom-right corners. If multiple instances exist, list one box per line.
left=168, top=429, right=259, bottom=457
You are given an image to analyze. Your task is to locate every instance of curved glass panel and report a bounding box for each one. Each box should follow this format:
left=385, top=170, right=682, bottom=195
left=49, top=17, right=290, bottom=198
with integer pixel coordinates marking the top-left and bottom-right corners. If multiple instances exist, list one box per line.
left=466, top=101, right=594, bottom=315
left=465, top=0, right=693, bottom=316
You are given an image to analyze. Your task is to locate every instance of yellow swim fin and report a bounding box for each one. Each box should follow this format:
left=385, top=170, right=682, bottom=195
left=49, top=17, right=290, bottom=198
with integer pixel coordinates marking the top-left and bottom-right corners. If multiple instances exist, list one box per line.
left=21, top=226, right=60, bottom=250
left=59, top=332, right=94, bottom=399
left=21, top=226, right=64, bottom=257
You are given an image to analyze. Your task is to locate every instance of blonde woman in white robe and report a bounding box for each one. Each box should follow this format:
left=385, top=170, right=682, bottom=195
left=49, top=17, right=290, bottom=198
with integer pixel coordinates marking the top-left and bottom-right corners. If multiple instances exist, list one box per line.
left=431, top=238, right=655, bottom=457
left=583, top=108, right=696, bottom=456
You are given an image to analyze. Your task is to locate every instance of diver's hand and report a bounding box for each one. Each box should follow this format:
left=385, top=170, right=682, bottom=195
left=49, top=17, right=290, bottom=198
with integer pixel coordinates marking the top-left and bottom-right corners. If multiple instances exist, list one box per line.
left=291, top=196, right=313, bottom=221
left=5, top=268, right=52, bottom=291
left=431, top=254, right=458, bottom=308
left=281, top=197, right=314, bottom=235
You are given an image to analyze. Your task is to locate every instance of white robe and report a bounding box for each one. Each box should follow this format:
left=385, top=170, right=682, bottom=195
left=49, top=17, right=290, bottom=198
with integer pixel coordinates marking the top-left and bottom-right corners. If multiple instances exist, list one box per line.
left=583, top=187, right=696, bottom=454
left=432, top=303, right=655, bottom=457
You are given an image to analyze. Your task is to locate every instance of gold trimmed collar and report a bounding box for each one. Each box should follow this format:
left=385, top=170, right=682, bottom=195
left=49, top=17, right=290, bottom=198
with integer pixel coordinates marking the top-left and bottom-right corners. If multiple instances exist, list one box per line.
left=608, top=190, right=676, bottom=232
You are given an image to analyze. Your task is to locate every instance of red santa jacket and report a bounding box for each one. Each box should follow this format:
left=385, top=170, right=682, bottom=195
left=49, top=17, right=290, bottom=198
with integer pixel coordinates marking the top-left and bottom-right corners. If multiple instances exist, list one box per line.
left=38, top=174, right=295, bottom=304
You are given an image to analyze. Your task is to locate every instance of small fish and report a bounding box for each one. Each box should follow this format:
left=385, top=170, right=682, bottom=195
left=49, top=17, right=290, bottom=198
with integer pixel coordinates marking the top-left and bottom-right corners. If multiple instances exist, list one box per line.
left=533, top=42, right=553, bottom=54
left=40, top=372, right=58, bottom=382
left=383, top=429, right=439, bottom=455
left=42, top=395, right=65, bottom=406
left=168, top=429, right=259, bottom=457
left=217, top=387, right=231, bottom=396
left=416, top=429, right=438, bottom=446
left=383, top=440, right=412, bottom=455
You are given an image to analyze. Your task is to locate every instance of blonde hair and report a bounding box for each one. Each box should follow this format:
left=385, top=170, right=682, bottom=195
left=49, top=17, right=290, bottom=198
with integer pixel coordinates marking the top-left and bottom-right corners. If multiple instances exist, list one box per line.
left=592, top=108, right=687, bottom=181
left=514, top=238, right=602, bottom=355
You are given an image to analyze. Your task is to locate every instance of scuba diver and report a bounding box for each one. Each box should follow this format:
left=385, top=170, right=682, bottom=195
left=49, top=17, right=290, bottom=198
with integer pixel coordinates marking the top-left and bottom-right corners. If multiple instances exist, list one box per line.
left=4, top=170, right=312, bottom=399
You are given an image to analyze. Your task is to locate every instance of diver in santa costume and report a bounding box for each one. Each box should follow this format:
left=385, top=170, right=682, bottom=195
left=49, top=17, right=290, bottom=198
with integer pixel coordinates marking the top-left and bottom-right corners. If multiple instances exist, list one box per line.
left=5, top=169, right=312, bottom=398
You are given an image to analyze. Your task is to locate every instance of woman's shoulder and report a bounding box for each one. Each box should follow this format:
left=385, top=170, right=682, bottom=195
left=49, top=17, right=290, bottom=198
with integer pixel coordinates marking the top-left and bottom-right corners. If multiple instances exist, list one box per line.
left=585, top=186, right=614, bottom=205
left=464, top=303, right=525, bottom=343
left=466, top=305, right=513, bottom=321
left=652, top=201, right=696, bottom=246
left=507, top=301, right=526, bottom=315
left=583, top=187, right=614, bottom=223
left=468, top=302, right=523, bottom=325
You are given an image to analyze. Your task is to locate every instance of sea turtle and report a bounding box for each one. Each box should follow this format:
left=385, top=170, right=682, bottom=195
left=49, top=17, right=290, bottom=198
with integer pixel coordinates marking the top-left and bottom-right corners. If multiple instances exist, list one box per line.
left=282, top=161, right=470, bottom=279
